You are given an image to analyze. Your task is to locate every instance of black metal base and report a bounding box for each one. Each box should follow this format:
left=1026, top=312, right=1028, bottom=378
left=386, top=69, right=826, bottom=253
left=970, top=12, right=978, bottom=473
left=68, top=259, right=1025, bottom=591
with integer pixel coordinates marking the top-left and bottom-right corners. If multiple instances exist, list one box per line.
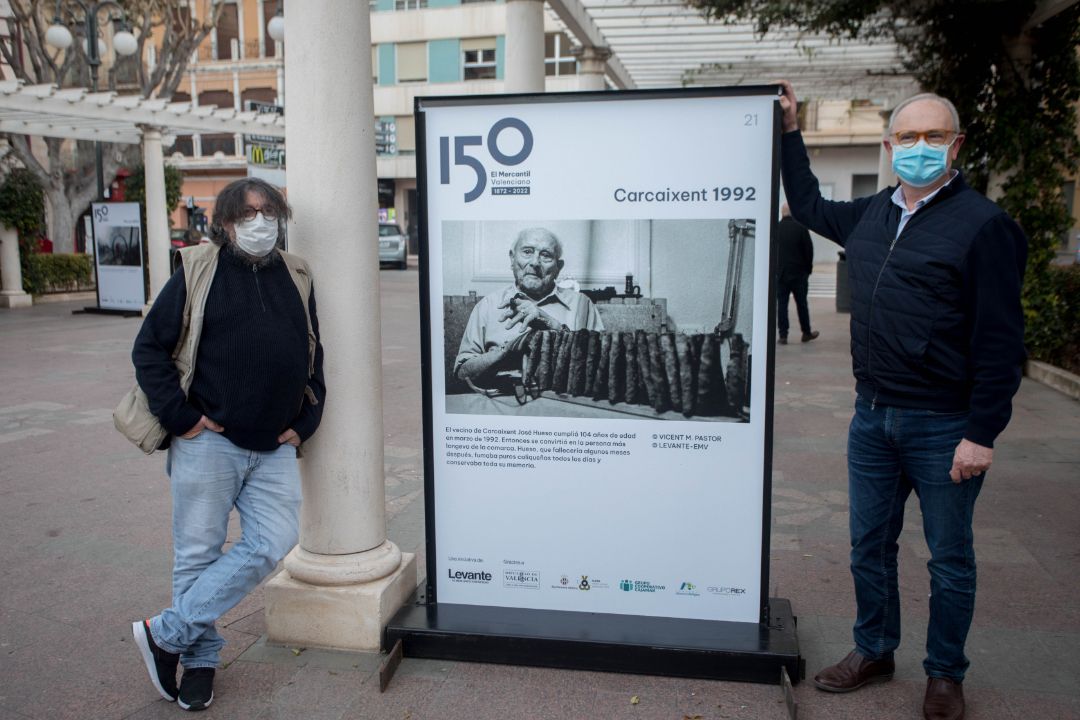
left=385, top=595, right=804, bottom=685
left=73, top=306, right=142, bottom=317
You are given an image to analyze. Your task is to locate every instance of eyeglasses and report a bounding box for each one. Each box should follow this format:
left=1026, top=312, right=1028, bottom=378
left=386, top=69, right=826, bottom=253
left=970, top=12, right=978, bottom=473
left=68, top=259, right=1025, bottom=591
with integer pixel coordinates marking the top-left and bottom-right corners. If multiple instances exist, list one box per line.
left=890, top=129, right=958, bottom=148
left=239, top=206, right=279, bottom=222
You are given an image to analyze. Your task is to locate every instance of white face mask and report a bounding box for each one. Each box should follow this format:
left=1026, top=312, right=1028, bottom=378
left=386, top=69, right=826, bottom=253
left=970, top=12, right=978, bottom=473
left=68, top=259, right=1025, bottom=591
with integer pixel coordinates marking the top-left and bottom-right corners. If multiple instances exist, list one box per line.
left=233, top=212, right=279, bottom=257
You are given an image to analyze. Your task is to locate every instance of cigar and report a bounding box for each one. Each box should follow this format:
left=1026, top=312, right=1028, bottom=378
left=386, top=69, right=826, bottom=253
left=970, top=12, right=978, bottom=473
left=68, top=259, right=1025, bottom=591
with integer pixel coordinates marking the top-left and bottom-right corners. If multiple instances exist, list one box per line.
left=698, top=333, right=718, bottom=414
left=660, top=333, right=681, bottom=413
left=594, top=332, right=611, bottom=401
left=677, top=334, right=695, bottom=417
left=624, top=331, right=639, bottom=405
left=525, top=332, right=543, bottom=386
left=632, top=330, right=650, bottom=406
left=584, top=331, right=601, bottom=397
left=608, top=331, right=624, bottom=404
left=646, top=332, right=670, bottom=413
left=552, top=330, right=572, bottom=393
left=568, top=329, right=589, bottom=395
left=537, top=330, right=554, bottom=390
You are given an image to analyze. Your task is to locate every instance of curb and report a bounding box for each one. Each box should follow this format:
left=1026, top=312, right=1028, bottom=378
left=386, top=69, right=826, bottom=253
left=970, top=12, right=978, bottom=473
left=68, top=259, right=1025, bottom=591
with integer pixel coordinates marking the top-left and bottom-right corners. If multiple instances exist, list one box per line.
left=33, top=290, right=97, bottom=304
left=1025, top=360, right=1080, bottom=401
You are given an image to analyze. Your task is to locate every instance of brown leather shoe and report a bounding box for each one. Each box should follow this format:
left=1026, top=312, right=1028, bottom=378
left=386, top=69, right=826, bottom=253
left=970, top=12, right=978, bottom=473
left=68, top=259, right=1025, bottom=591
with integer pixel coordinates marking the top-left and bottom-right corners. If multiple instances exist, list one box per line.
left=801, top=330, right=820, bottom=342
left=813, top=650, right=895, bottom=692
left=923, top=677, right=964, bottom=720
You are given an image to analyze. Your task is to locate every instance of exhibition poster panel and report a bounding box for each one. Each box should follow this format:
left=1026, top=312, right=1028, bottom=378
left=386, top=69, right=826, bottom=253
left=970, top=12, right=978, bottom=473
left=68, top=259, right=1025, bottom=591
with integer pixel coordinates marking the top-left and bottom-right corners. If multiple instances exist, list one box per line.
left=421, top=91, right=777, bottom=624
left=91, top=202, right=145, bottom=310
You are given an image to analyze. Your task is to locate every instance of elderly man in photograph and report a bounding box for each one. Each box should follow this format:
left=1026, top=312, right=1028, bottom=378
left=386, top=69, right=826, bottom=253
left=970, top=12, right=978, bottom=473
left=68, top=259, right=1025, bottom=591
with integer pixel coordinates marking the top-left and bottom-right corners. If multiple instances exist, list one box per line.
left=455, top=227, right=603, bottom=383
left=778, top=81, right=1027, bottom=720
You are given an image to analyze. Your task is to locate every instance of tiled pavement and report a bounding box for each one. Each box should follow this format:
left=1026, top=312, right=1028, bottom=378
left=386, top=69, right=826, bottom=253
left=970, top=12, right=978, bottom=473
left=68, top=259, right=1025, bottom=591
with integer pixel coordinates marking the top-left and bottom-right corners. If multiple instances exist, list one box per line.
left=1, top=269, right=1077, bottom=720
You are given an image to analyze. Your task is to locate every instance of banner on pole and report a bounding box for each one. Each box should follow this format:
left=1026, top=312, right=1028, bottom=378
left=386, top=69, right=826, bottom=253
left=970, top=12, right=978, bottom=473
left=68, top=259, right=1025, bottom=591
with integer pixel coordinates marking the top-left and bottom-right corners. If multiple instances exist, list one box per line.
left=91, top=202, right=145, bottom=311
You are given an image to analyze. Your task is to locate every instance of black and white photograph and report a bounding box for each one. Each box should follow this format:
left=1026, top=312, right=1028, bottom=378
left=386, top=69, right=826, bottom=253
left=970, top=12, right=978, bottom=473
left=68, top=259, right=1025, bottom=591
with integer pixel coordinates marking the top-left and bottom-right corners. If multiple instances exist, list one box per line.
left=442, top=218, right=755, bottom=421
left=96, top=225, right=143, bottom=267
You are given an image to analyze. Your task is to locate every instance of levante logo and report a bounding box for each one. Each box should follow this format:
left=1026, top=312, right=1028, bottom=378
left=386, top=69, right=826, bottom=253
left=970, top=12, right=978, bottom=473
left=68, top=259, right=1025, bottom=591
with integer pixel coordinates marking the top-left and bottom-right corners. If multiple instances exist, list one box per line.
left=448, top=568, right=492, bottom=584
left=439, top=117, right=534, bottom=203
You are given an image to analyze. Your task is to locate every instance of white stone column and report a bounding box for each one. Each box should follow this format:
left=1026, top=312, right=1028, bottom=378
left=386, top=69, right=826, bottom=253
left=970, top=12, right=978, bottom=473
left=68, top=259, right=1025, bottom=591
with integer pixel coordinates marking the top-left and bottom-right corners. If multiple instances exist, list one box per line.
left=0, top=225, right=32, bottom=308
left=504, top=0, right=544, bottom=93
left=190, top=70, right=202, bottom=157
left=877, top=106, right=897, bottom=191
left=141, top=126, right=171, bottom=310
left=571, top=46, right=610, bottom=91
left=264, top=0, right=416, bottom=652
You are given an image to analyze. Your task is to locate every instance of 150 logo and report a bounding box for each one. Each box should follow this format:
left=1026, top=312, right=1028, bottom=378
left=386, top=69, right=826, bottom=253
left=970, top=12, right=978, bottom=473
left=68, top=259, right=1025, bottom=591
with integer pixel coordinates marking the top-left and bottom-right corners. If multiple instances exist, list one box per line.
left=439, top=118, right=533, bottom=202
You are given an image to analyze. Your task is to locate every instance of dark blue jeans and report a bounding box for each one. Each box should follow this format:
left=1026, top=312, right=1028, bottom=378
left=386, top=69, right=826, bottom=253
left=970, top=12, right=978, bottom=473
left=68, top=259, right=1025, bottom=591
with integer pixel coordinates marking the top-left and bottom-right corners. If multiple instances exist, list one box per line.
left=847, top=396, right=983, bottom=681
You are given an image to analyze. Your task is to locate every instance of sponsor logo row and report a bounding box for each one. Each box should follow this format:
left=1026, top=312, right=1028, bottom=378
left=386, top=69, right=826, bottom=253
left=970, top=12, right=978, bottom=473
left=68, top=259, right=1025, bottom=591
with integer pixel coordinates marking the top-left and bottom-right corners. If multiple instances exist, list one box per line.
left=446, top=564, right=745, bottom=597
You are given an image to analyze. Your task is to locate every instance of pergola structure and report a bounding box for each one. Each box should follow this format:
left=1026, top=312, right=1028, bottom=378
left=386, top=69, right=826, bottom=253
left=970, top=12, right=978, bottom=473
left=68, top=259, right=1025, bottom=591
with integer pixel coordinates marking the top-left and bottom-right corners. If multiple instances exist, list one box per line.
left=547, top=0, right=920, bottom=102
left=0, top=80, right=285, bottom=307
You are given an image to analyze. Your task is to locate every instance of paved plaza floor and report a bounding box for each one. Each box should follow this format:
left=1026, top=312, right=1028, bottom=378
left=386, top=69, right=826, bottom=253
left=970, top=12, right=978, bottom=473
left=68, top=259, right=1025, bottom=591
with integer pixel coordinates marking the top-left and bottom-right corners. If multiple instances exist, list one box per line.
left=1, top=268, right=1077, bottom=719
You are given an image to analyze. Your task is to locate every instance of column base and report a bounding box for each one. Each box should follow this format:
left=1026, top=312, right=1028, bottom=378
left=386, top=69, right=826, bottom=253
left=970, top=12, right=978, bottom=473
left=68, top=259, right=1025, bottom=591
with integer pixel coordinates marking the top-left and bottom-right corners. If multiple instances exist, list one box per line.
left=0, top=292, right=32, bottom=308
left=264, top=551, right=416, bottom=652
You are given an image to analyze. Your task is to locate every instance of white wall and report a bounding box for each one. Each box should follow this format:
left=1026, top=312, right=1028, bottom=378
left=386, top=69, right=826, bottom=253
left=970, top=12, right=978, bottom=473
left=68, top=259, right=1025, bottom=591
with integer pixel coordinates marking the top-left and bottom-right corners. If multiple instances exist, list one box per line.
left=780, top=144, right=880, bottom=263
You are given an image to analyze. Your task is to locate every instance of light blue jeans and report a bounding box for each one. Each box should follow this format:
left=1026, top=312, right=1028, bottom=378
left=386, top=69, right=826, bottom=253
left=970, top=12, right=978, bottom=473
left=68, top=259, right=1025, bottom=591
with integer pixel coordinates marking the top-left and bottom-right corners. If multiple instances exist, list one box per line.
left=149, top=430, right=301, bottom=668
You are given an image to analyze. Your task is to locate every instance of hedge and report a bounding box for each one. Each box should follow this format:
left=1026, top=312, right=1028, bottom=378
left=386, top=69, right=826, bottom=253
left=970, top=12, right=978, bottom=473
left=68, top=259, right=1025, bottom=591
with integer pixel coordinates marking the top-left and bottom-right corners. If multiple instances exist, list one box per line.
left=1029, top=264, right=1080, bottom=376
left=19, top=253, right=94, bottom=296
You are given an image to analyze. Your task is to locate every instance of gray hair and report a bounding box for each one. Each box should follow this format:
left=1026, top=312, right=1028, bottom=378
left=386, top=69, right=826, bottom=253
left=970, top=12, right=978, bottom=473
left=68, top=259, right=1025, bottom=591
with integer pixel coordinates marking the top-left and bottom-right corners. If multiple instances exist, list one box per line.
left=511, top=227, right=563, bottom=260
left=887, top=93, right=962, bottom=136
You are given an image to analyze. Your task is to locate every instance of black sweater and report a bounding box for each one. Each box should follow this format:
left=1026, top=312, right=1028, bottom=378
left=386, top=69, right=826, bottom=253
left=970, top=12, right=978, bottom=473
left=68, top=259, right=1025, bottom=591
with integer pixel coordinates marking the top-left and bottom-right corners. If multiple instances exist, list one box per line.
left=781, top=130, right=1027, bottom=447
left=133, top=248, right=326, bottom=451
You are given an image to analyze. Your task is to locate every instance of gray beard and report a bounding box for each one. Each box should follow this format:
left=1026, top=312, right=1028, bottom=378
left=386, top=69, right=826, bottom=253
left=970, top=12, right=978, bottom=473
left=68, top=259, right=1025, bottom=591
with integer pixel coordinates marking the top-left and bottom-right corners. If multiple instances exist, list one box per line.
left=226, top=240, right=281, bottom=269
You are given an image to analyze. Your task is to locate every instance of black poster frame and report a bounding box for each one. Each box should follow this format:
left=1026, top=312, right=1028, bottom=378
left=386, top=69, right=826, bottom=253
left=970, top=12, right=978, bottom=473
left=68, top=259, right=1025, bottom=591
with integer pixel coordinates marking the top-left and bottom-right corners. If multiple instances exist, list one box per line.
left=393, top=85, right=801, bottom=684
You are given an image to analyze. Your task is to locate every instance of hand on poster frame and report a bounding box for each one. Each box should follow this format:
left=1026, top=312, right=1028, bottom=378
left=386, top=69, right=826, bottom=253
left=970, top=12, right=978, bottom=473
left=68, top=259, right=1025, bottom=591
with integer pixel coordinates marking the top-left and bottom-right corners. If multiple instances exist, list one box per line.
left=774, top=79, right=800, bottom=133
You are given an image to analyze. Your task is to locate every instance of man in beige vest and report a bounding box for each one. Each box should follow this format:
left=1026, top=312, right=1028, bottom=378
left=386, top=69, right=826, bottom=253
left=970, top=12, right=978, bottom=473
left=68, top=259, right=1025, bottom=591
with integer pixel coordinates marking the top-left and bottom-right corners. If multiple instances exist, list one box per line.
left=128, top=178, right=325, bottom=711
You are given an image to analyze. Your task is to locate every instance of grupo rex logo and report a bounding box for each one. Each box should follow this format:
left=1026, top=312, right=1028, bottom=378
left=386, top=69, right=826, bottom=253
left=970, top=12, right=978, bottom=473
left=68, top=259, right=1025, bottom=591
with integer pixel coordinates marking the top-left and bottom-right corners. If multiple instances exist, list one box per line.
left=439, top=117, right=534, bottom=202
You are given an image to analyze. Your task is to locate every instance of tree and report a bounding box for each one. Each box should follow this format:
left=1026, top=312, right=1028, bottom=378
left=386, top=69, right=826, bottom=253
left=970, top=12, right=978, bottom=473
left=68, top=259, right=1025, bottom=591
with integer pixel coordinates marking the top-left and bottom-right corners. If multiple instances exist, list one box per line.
left=0, top=0, right=223, bottom=253
left=689, top=0, right=1080, bottom=358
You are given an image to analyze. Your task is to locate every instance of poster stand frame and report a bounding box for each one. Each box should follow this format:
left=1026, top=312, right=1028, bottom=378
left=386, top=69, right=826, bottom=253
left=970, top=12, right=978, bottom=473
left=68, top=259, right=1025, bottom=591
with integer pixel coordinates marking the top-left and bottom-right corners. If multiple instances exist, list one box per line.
left=386, top=86, right=803, bottom=685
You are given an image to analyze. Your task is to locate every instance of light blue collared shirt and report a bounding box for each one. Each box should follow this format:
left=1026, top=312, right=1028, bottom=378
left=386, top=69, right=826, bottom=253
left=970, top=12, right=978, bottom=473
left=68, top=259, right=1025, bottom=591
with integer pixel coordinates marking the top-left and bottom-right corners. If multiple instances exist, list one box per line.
left=891, top=170, right=959, bottom=239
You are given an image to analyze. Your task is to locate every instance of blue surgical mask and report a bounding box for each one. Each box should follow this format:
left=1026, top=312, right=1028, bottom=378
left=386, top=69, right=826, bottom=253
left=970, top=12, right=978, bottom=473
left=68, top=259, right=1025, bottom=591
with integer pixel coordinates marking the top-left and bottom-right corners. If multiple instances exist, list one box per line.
left=891, top=140, right=953, bottom=187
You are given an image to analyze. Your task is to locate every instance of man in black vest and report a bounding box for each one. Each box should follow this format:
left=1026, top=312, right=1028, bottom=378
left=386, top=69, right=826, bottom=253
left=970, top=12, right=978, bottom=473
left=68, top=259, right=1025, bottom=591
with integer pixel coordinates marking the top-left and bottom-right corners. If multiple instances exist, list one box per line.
left=778, top=81, right=1027, bottom=720
left=128, top=178, right=325, bottom=712
left=775, top=203, right=819, bottom=344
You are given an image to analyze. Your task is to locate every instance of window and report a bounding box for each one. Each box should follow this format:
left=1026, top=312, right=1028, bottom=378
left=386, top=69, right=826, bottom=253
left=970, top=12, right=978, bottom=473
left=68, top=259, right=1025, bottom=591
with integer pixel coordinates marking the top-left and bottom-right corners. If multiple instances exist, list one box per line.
left=201, top=133, right=237, bottom=156
left=262, top=2, right=278, bottom=58
left=462, top=38, right=497, bottom=80
left=394, top=0, right=427, bottom=9
left=396, top=115, right=416, bottom=153
left=544, top=32, right=576, bottom=77
left=215, top=3, right=239, bottom=60
left=172, top=136, right=194, bottom=156
left=396, top=42, right=427, bottom=82
left=242, top=88, right=276, bottom=105
left=199, top=90, right=235, bottom=110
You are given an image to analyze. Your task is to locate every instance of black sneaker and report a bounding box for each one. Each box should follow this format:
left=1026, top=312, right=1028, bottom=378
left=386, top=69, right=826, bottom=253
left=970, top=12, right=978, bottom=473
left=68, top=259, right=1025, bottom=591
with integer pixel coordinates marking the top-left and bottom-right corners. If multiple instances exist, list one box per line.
left=178, top=667, right=215, bottom=711
left=131, top=619, right=179, bottom=702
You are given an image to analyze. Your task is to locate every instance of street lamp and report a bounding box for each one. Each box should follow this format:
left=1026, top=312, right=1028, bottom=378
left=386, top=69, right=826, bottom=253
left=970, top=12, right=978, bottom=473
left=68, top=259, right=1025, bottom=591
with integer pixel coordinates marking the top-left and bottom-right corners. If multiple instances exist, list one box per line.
left=267, top=4, right=285, bottom=43
left=44, top=1, right=138, bottom=201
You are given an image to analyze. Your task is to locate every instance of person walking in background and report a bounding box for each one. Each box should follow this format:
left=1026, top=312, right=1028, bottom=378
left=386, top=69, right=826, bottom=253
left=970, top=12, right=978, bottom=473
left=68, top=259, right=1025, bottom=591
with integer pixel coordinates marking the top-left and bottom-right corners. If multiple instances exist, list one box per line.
left=775, top=203, right=819, bottom=344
